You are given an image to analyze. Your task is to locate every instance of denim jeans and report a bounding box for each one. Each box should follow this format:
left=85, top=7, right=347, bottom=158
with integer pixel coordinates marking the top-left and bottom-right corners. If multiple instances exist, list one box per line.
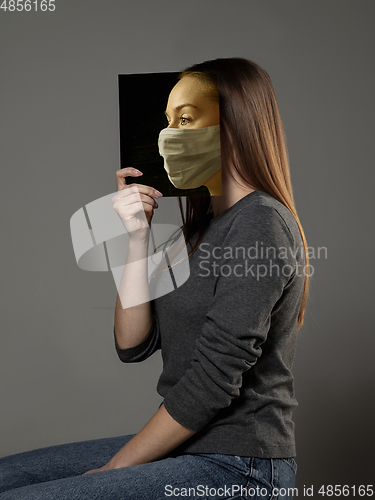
left=0, top=433, right=297, bottom=499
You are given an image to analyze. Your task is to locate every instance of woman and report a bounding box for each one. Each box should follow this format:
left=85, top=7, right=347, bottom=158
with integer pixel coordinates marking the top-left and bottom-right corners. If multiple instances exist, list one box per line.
left=0, top=58, right=309, bottom=499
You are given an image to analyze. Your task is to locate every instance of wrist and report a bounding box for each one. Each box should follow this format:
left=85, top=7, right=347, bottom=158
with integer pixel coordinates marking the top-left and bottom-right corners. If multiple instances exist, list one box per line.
left=128, top=227, right=150, bottom=245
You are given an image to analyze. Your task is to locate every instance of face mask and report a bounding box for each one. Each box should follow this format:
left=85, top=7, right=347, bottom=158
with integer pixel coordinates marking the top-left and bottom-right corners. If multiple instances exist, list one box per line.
left=158, top=125, right=221, bottom=189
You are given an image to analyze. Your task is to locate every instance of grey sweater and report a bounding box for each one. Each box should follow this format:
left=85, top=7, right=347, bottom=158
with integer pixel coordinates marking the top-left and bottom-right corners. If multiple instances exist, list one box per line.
left=114, top=190, right=305, bottom=458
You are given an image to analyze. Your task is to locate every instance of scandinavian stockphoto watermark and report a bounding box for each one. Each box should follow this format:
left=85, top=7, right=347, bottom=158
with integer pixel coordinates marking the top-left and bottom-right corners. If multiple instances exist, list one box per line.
left=70, top=186, right=326, bottom=307
left=197, top=241, right=327, bottom=280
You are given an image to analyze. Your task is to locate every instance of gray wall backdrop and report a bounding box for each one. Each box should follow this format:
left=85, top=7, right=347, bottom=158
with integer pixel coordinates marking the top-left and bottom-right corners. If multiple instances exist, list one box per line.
left=1, top=0, right=374, bottom=492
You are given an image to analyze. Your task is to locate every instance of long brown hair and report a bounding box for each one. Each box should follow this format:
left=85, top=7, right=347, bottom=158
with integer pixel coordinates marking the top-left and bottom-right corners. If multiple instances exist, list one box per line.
left=176, top=57, right=310, bottom=330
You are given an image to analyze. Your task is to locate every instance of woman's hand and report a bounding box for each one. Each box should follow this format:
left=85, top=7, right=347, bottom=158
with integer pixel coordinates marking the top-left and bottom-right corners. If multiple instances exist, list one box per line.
left=83, top=456, right=128, bottom=474
left=83, top=464, right=111, bottom=475
left=112, top=167, right=163, bottom=241
left=83, top=462, right=118, bottom=474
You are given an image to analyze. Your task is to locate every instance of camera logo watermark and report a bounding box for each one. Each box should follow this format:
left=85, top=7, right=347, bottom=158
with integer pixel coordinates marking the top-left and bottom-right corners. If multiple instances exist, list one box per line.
left=70, top=191, right=190, bottom=309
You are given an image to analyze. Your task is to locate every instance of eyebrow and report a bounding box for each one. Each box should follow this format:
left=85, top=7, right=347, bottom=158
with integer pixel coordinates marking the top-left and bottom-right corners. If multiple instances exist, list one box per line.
left=164, top=103, right=198, bottom=116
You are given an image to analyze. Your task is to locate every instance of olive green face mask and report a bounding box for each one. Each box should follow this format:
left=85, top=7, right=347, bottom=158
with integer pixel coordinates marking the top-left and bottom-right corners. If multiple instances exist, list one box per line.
left=158, top=125, right=221, bottom=189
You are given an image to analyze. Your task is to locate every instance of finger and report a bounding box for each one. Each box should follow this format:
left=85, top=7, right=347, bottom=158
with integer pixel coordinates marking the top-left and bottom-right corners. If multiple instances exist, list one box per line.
left=112, top=184, right=163, bottom=204
left=114, top=191, right=159, bottom=210
left=115, top=168, right=143, bottom=191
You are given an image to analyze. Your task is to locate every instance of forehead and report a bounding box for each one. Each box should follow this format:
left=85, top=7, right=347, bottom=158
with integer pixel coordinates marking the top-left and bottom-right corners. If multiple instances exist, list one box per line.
left=166, top=76, right=208, bottom=111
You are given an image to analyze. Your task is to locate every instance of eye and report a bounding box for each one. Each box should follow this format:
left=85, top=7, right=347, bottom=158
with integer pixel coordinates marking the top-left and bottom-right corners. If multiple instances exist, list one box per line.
left=180, top=116, right=190, bottom=126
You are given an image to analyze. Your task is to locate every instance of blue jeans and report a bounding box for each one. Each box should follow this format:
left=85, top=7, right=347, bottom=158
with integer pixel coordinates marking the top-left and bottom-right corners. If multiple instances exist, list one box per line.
left=0, top=434, right=297, bottom=499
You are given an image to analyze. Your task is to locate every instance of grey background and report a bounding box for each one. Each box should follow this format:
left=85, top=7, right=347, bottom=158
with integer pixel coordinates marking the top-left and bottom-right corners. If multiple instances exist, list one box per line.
left=1, top=0, right=374, bottom=491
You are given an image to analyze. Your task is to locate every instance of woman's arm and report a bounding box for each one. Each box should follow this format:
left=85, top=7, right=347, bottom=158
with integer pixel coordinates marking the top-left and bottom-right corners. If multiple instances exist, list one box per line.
left=84, top=404, right=197, bottom=473
left=112, top=167, right=162, bottom=350
left=114, top=234, right=154, bottom=349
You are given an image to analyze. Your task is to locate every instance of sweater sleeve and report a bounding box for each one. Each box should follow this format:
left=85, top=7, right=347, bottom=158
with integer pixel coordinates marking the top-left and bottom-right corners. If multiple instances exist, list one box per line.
left=162, top=204, right=298, bottom=431
left=114, top=300, right=161, bottom=363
